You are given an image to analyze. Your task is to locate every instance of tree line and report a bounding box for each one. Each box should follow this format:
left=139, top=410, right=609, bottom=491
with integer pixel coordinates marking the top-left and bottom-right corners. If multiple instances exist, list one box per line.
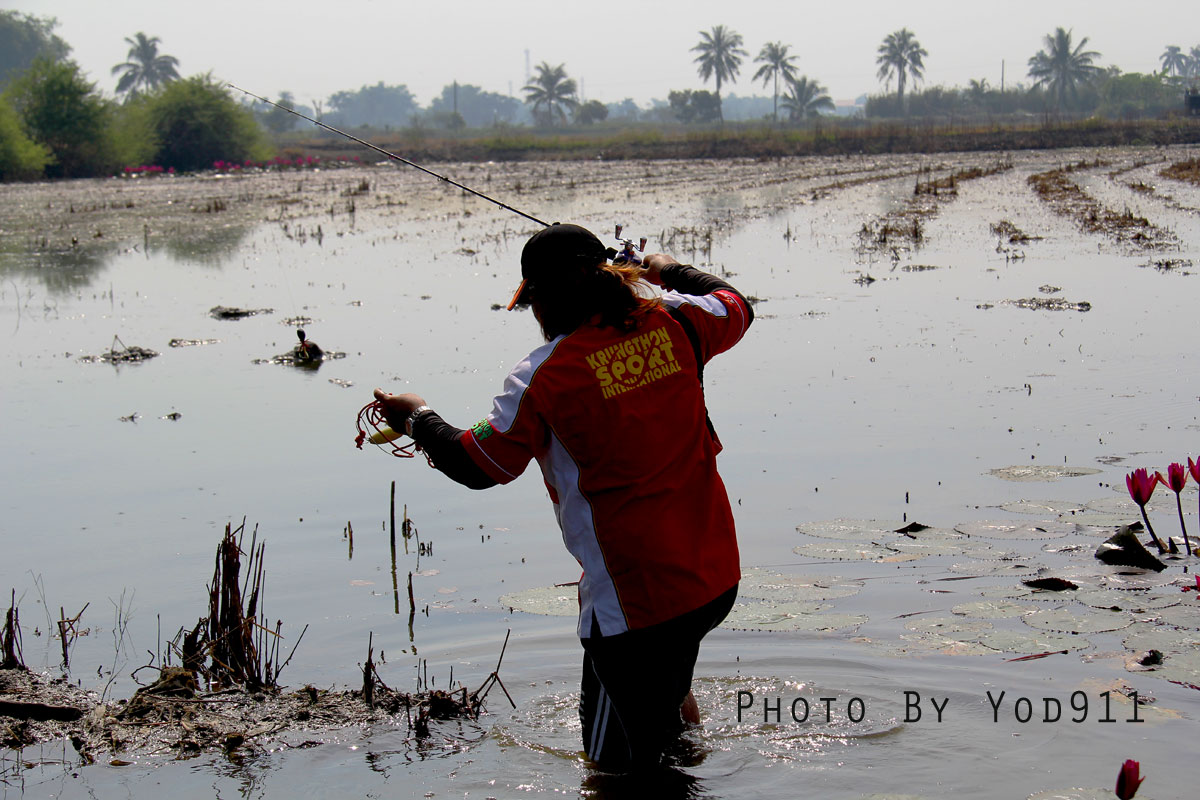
left=2, top=10, right=1197, bottom=182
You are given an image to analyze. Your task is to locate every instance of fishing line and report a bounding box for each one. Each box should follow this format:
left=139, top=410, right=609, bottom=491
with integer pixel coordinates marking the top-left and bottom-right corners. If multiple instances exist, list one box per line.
left=227, top=84, right=551, bottom=227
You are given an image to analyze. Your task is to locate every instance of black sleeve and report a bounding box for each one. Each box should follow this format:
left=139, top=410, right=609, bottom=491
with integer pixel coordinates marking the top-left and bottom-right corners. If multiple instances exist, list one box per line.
left=410, top=411, right=497, bottom=490
left=660, top=263, right=755, bottom=325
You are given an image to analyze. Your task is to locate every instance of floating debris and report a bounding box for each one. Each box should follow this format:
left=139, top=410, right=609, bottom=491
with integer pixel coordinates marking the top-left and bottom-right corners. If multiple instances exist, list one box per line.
left=79, top=335, right=159, bottom=364
left=1037, top=284, right=1061, bottom=294
left=209, top=306, right=273, bottom=320
left=168, top=338, right=220, bottom=347
left=1002, top=297, right=1091, bottom=312
left=328, top=378, right=354, bottom=389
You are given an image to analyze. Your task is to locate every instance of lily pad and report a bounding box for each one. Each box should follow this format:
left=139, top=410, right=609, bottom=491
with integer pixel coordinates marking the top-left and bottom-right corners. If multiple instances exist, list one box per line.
left=1097, top=571, right=1182, bottom=591
left=999, top=499, right=1087, bottom=515
left=976, top=629, right=1091, bottom=654
left=1023, top=607, right=1134, bottom=634
left=988, top=465, right=1102, bottom=482
left=498, top=585, right=577, bottom=617
left=720, top=602, right=866, bottom=632
left=1060, top=513, right=1133, bottom=529
left=792, top=541, right=917, bottom=561
left=977, top=584, right=1042, bottom=601
left=1075, top=589, right=1181, bottom=612
left=952, top=600, right=1042, bottom=619
left=1123, top=626, right=1199, bottom=653
left=886, top=538, right=997, bottom=559
left=954, top=520, right=1077, bottom=540
left=1150, top=604, right=1200, bottom=630
left=795, top=519, right=906, bottom=540
left=947, top=558, right=1039, bottom=577
left=903, top=616, right=992, bottom=635
left=1155, top=651, right=1200, bottom=686
left=1087, top=495, right=1162, bottom=515
left=738, top=568, right=864, bottom=603
left=887, top=635, right=994, bottom=657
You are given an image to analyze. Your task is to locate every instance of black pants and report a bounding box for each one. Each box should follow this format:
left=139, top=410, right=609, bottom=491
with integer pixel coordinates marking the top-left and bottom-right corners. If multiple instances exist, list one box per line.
left=578, top=584, right=738, bottom=772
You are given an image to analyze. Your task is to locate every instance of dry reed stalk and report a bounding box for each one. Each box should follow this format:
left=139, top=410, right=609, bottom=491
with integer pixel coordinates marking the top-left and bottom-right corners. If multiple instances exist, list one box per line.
left=2, top=590, right=24, bottom=670
left=182, top=520, right=306, bottom=691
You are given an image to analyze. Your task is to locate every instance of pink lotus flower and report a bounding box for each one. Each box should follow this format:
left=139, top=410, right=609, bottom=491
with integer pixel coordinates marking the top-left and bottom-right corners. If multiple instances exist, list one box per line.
left=1126, top=468, right=1167, bottom=553
left=1115, top=759, right=1144, bottom=799
left=1156, top=463, right=1192, bottom=556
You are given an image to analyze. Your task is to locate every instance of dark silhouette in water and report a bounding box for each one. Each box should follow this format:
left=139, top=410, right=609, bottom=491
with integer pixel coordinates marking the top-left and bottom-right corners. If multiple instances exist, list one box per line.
left=296, top=329, right=324, bottom=362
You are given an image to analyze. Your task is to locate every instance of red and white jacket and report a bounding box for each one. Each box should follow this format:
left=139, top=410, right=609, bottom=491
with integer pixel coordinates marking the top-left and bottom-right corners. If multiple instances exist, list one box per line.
left=449, top=269, right=752, bottom=637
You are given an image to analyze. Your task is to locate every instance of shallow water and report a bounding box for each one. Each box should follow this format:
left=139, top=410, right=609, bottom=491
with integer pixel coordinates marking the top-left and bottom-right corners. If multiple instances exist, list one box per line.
left=2, top=148, right=1199, bottom=799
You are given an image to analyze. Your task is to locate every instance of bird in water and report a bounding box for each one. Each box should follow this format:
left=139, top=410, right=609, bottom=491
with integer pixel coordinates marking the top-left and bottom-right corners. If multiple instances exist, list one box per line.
left=295, top=328, right=324, bottom=362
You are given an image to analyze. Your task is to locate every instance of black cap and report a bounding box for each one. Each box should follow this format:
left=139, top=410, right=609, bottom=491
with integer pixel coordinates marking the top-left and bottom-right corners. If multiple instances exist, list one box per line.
left=507, top=223, right=608, bottom=310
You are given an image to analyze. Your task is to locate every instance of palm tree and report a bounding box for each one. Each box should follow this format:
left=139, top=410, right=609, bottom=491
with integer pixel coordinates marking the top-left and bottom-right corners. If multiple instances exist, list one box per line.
left=780, top=76, right=834, bottom=121
left=1027, top=27, right=1101, bottom=111
left=1160, top=45, right=1189, bottom=78
left=522, top=62, right=578, bottom=126
left=111, top=32, right=180, bottom=99
left=692, top=25, right=746, bottom=121
left=753, top=41, right=799, bottom=123
left=876, top=28, right=927, bottom=111
left=1189, top=46, right=1200, bottom=78
left=965, top=78, right=993, bottom=114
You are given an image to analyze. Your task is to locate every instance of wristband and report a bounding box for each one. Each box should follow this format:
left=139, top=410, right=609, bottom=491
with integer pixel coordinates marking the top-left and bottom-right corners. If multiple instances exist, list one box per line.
left=405, top=405, right=432, bottom=437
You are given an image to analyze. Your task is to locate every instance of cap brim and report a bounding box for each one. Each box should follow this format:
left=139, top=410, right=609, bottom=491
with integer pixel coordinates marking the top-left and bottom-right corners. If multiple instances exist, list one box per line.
left=506, top=278, right=529, bottom=311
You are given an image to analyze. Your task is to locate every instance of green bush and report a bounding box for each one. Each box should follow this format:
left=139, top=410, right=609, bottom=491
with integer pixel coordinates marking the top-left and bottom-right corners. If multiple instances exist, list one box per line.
left=0, top=93, right=49, bottom=180
left=109, top=93, right=158, bottom=168
left=5, top=57, right=115, bottom=178
left=148, top=75, right=270, bottom=171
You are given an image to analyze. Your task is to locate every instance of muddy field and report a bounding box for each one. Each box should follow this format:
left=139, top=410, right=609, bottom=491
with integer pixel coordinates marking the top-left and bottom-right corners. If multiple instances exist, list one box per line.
left=3, top=145, right=1200, bottom=799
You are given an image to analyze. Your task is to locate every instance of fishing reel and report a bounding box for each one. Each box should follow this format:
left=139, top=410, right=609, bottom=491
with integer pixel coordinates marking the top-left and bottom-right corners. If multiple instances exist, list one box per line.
left=611, top=225, right=647, bottom=266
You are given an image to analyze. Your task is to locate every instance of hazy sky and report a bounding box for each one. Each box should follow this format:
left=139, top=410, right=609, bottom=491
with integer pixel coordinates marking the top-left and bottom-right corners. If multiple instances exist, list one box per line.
left=7, top=1, right=1192, bottom=107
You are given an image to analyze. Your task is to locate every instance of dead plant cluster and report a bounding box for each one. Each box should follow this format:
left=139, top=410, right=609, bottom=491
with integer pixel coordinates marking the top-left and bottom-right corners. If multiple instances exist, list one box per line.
left=857, top=161, right=1013, bottom=258
left=2, top=521, right=513, bottom=764
left=1028, top=161, right=1175, bottom=249
left=1161, top=157, right=1200, bottom=185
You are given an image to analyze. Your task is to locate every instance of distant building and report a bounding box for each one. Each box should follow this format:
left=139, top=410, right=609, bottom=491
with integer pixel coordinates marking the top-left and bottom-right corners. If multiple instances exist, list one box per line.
left=834, top=95, right=867, bottom=117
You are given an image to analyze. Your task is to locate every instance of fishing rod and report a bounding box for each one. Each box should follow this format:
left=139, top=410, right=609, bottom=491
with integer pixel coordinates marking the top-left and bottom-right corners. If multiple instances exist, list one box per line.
left=226, top=83, right=551, bottom=227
